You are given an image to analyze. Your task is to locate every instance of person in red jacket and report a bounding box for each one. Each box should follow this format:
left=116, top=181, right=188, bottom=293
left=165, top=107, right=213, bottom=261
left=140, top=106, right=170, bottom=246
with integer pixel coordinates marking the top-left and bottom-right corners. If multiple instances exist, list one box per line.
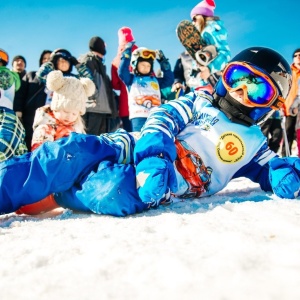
left=111, top=26, right=137, bottom=132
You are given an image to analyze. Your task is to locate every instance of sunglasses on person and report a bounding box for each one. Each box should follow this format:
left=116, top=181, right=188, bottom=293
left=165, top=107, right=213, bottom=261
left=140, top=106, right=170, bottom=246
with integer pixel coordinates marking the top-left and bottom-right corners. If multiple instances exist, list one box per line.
left=222, top=62, right=284, bottom=109
left=293, top=53, right=300, bottom=58
left=135, top=49, right=156, bottom=60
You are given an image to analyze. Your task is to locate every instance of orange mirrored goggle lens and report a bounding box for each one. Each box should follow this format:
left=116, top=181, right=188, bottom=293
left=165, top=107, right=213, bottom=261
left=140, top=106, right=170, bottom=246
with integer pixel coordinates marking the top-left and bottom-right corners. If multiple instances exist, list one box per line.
left=222, top=62, right=279, bottom=107
left=140, top=50, right=156, bottom=60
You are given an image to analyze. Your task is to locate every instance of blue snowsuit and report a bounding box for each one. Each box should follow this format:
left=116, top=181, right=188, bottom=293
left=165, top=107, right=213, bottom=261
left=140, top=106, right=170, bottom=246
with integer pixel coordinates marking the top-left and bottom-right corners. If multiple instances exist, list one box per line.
left=0, top=130, right=146, bottom=216
left=0, top=92, right=299, bottom=217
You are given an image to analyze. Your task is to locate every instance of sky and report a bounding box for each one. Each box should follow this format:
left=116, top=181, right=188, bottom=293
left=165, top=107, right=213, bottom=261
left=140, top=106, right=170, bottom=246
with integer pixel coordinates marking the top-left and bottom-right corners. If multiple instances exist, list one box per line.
left=1, top=177, right=300, bottom=300
left=2, top=0, right=299, bottom=74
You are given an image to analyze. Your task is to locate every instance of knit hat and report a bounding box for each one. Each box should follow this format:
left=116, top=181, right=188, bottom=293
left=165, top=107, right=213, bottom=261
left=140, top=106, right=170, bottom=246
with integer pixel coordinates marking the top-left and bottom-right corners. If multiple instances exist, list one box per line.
left=0, top=49, right=9, bottom=66
left=118, top=27, right=135, bottom=46
left=46, top=70, right=95, bottom=115
left=190, top=0, right=216, bottom=19
left=293, top=48, right=300, bottom=57
left=89, top=36, right=106, bottom=56
left=12, top=55, right=26, bottom=67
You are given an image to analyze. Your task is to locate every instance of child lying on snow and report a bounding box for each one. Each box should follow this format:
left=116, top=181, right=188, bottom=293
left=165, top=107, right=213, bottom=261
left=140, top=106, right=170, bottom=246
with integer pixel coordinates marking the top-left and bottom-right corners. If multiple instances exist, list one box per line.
left=0, top=46, right=299, bottom=217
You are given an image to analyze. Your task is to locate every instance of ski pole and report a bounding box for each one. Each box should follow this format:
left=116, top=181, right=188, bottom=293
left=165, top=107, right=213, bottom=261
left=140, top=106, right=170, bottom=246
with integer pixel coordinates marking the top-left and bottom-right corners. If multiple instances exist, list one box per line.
left=282, top=115, right=290, bottom=157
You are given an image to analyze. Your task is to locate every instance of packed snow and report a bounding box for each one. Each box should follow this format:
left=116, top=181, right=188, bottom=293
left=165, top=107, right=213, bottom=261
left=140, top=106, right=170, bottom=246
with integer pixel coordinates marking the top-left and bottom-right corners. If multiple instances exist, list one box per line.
left=1, top=176, right=300, bottom=300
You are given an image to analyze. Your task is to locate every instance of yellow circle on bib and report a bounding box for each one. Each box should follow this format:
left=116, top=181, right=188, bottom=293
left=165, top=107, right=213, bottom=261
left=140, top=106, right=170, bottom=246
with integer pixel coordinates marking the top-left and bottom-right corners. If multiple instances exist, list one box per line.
left=216, top=132, right=245, bottom=163
left=150, top=81, right=159, bottom=90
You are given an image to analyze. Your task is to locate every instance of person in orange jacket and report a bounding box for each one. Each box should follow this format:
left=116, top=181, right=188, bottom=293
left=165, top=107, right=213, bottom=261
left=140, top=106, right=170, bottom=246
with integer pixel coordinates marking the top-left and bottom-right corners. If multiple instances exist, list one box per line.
left=282, top=48, right=300, bottom=156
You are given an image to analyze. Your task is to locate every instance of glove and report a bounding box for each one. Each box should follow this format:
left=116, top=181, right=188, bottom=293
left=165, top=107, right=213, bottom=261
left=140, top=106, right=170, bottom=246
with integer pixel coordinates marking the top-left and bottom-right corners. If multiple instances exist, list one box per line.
left=155, top=50, right=167, bottom=62
left=70, top=56, right=79, bottom=66
left=269, top=157, right=300, bottom=199
left=136, top=156, right=178, bottom=207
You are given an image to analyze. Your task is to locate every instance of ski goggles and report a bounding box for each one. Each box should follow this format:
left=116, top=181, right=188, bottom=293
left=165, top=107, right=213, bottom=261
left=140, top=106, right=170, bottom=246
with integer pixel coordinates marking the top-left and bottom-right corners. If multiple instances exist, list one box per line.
left=0, top=49, right=9, bottom=64
left=136, top=49, right=156, bottom=60
left=222, top=62, right=284, bottom=109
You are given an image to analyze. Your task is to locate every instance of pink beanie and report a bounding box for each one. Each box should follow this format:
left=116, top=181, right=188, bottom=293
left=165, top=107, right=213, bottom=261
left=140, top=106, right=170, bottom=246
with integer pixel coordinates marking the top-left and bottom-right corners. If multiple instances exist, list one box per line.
left=118, top=27, right=135, bottom=46
left=190, top=0, right=216, bottom=19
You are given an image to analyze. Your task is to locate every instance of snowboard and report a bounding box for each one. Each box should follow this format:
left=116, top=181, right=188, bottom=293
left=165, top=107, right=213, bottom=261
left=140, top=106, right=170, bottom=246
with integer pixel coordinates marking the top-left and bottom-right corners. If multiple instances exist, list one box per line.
left=176, top=20, right=217, bottom=67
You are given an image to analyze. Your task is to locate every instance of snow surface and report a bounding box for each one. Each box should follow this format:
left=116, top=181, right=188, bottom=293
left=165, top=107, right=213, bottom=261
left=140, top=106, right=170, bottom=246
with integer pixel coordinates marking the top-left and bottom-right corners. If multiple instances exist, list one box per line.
left=1, top=176, right=300, bottom=300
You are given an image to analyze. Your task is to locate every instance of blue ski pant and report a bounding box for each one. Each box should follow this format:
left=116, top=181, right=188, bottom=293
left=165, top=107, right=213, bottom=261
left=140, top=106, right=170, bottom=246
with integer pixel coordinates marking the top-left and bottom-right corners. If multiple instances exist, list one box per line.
left=0, top=132, right=146, bottom=216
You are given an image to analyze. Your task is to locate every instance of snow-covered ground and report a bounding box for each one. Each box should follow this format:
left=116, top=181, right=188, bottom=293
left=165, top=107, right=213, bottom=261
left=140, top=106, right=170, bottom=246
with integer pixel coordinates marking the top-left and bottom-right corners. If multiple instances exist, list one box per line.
left=1, top=176, right=300, bottom=300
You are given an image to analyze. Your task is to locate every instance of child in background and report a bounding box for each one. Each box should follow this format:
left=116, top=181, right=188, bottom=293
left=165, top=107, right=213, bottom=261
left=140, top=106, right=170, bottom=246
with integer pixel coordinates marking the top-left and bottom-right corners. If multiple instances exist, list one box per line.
left=118, top=44, right=174, bottom=131
left=111, top=26, right=138, bottom=132
left=0, top=48, right=27, bottom=161
left=190, top=0, right=231, bottom=87
left=37, top=48, right=86, bottom=105
left=31, top=70, right=95, bottom=150
left=16, top=70, right=95, bottom=214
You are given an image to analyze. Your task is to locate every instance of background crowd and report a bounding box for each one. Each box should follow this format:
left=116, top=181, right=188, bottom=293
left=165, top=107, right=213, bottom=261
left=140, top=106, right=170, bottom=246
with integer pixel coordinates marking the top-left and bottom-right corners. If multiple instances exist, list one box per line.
left=1, top=0, right=300, bottom=161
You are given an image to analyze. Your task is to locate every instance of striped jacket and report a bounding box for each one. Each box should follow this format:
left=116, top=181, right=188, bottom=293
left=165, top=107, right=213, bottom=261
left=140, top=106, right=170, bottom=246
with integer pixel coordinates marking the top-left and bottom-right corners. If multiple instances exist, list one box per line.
left=0, top=107, right=27, bottom=162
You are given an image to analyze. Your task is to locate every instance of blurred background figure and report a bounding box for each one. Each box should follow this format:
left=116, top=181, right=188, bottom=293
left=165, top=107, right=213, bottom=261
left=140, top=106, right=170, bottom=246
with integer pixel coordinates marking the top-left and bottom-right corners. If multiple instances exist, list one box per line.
left=11, top=55, right=27, bottom=79
left=78, top=36, right=118, bottom=135
left=111, top=26, right=137, bottom=132
left=190, top=0, right=231, bottom=89
left=282, top=48, right=300, bottom=156
left=13, top=50, right=52, bottom=149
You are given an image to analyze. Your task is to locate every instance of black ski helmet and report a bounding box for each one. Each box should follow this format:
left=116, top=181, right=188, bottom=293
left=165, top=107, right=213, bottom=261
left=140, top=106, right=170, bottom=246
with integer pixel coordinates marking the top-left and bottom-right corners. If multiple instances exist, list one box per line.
left=50, top=49, right=73, bottom=74
left=214, top=47, right=292, bottom=126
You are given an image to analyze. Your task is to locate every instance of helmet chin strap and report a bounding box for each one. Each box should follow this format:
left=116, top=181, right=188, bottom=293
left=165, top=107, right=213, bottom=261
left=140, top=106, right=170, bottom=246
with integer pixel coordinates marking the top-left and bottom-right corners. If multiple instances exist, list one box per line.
left=212, top=92, right=256, bottom=127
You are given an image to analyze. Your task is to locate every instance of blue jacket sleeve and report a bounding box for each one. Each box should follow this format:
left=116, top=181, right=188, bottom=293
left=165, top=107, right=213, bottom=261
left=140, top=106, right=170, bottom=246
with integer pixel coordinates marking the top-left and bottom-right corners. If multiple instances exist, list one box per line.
left=134, top=92, right=199, bottom=164
left=118, top=48, right=134, bottom=88
left=157, top=59, right=174, bottom=89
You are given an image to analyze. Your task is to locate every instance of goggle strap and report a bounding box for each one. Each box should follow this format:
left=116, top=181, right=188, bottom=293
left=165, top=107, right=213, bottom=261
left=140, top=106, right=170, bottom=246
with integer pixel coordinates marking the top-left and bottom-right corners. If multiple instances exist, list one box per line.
left=270, top=96, right=285, bottom=110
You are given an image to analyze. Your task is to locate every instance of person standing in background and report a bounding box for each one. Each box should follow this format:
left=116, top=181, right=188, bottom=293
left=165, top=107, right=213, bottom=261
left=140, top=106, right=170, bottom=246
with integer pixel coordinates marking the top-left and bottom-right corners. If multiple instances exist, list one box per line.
left=11, top=55, right=26, bottom=79
left=282, top=48, right=300, bottom=156
left=111, top=27, right=138, bottom=132
left=190, top=0, right=231, bottom=88
left=0, top=48, right=27, bottom=162
left=260, top=110, right=283, bottom=154
left=118, top=45, right=174, bottom=131
left=172, top=51, right=201, bottom=94
left=78, top=36, right=118, bottom=135
left=13, top=50, right=52, bottom=149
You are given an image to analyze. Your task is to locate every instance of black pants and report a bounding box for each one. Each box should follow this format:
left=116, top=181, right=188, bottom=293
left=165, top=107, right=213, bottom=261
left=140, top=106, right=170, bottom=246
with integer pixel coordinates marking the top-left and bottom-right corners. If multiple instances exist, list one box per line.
left=281, top=115, right=297, bottom=157
left=261, top=118, right=283, bottom=153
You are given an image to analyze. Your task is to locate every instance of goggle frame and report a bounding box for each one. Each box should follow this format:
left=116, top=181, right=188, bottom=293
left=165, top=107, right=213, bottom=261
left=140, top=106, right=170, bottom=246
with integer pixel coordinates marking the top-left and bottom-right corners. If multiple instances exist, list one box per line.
left=222, top=61, right=284, bottom=110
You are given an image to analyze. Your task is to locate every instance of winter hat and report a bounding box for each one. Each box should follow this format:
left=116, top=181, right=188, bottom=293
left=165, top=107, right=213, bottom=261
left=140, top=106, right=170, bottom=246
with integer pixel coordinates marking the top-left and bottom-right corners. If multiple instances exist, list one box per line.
left=293, top=48, right=300, bottom=57
left=12, top=55, right=26, bottom=67
left=118, top=27, right=135, bottom=46
left=46, top=70, right=95, bottom=115
left=50, top=49, right=73, bottom=73
left=190, top=0, right=216, bottom=19
left=89, top=36, right=106, bottom=56
left=0, top=49, right=9, bottom=66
